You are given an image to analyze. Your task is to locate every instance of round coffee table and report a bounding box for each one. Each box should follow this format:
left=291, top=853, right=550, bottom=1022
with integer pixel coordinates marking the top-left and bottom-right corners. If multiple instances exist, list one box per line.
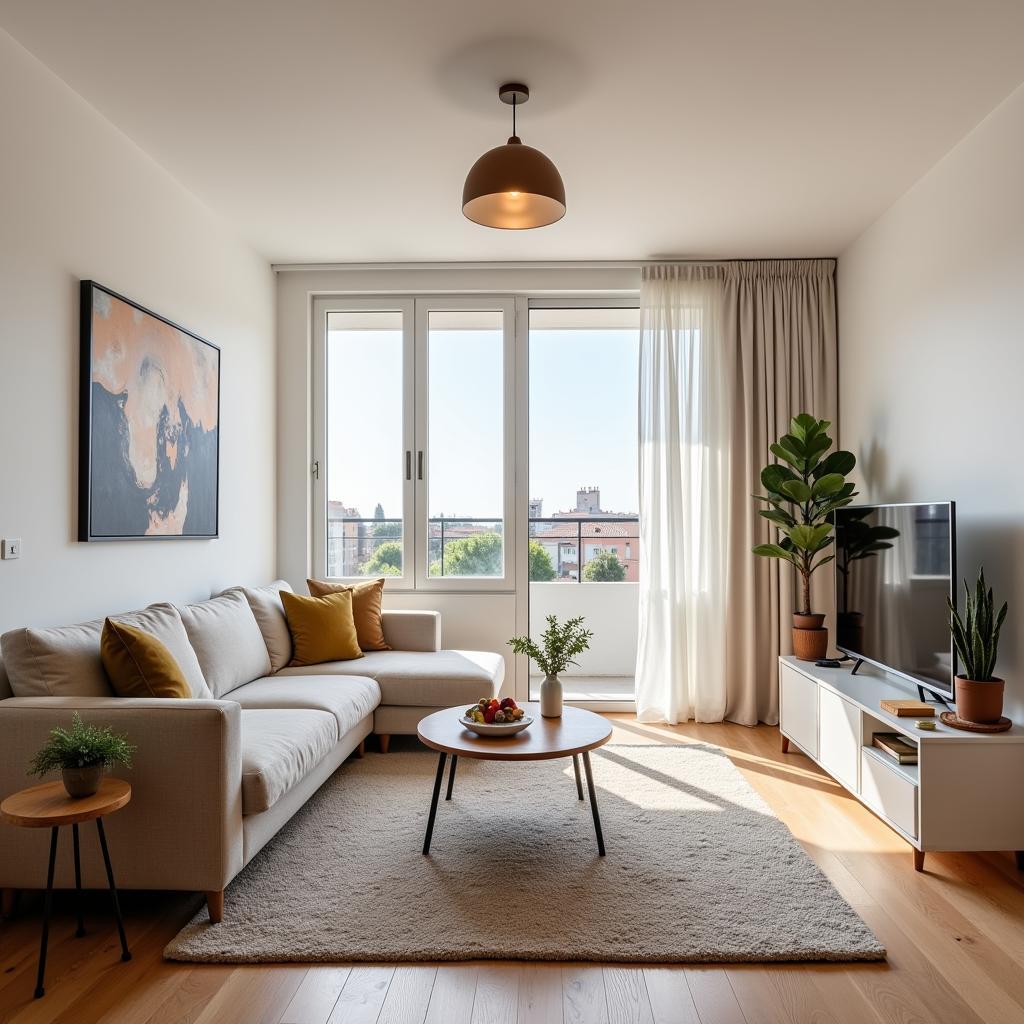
left=417, top=704, right=612, bottom=856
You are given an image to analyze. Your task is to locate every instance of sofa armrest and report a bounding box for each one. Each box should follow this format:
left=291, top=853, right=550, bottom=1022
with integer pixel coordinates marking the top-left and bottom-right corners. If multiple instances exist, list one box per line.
left=381, top=610, right=441, bottom=652
left=0, top=697, right=243, bottom=892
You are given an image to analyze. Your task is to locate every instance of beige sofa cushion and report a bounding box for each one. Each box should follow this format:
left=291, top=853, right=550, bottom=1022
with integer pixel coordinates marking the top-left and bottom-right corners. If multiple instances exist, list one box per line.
left=224, top=580, right=294, bottom=672
left=229, top=674, right=380, bottom=737
left=2, top=618, right=112, bottom=697
left=240, top=709, right=337, bottom=815
left=111, top=604, right=212, bottom=700
left=381, top=610, right=441, bottom=652
left=275, top=649, right=504, bottom=707
left=179, top=591, right=271, bottom=698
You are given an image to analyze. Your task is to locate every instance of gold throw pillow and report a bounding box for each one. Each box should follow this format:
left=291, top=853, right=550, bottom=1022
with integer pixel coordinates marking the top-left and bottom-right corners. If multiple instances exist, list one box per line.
left=281, top=589, right=363, bottom=667
left=100, top=619, right=191, bottom=699
left=306, top=578, right=391, bottom=652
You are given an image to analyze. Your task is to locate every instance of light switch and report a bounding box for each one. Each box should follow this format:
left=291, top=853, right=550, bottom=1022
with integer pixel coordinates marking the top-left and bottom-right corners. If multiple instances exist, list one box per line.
left=2, top=538, right=21, bottom=560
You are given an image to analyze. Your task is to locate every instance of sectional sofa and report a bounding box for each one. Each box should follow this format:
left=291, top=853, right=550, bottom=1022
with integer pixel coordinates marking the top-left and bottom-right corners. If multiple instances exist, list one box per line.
left=0, top=580, right=503, bottom=923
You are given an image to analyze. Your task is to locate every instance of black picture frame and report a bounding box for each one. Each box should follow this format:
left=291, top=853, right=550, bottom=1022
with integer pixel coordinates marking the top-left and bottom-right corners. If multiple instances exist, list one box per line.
left=78, top=280, right=221, bottom=541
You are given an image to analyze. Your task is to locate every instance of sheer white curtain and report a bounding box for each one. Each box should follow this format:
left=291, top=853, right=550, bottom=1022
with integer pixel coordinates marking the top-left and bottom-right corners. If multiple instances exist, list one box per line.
left=635, top=265, right=732, bottom=723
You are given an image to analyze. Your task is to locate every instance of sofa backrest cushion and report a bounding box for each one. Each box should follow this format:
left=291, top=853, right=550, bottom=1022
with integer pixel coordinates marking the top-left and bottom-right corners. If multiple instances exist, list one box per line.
left=223, top=580, right=294, bottom=673
left=2, top=618, right=113, bottom=698
left=109, top=603, right=212, bottom=699
left=179, top=591, right=271, bottom=698
left=0, top=658, right=12, bottom=700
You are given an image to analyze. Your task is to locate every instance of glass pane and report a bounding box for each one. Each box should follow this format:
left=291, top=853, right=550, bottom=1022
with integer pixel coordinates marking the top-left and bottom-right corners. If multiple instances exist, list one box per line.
left=427, top=310, right=504, bottom=578
left=326, top=310, right=404, bottom=578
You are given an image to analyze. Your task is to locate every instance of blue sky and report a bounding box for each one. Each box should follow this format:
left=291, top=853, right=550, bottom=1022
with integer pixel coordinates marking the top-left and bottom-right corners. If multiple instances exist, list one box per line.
left=327, top=325, right=639, bottom=520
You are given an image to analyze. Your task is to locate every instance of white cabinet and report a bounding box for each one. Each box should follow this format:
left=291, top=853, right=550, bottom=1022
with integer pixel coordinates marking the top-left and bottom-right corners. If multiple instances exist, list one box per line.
left=818, top=688, right=860, bottom=792
left=779, top=662, right=817, bottom=758
left=860, top=748, right=918, bottom=839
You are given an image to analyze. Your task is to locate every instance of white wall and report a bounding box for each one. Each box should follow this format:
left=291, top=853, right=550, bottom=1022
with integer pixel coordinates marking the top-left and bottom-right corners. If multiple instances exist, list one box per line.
left=0, top=29, right=276, bottom=634
left=838, top=83, right=1024, bottom=723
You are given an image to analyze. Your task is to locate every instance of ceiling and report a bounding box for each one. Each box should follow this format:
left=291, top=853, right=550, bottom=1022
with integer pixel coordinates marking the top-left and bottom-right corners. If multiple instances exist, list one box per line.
left=2, top=0, right=1023, bottom=263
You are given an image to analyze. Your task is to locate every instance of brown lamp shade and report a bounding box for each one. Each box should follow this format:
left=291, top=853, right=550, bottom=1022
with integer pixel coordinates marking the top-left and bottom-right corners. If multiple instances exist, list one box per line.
left=462, top=136, right=566, bottom=230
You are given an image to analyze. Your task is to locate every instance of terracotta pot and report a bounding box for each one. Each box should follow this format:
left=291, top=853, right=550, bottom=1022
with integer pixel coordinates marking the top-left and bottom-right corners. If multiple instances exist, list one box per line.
left=954, top=676, right=1005, bottom=724
left=793, top=613, right=826, bottom=630
left=62, top=765, right=102, bottom=799
left=792, top=626, right=828, bottom=661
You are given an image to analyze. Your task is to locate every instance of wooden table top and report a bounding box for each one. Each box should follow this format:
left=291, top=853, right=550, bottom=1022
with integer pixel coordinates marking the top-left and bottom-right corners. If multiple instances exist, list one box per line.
left=0, top=778, right=131, bottom=828
left=417, top=704, right=612, bottom=761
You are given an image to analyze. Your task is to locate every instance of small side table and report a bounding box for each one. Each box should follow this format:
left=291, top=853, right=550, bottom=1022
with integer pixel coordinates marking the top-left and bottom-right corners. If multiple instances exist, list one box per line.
left=0, top=778, right=132, bottom=999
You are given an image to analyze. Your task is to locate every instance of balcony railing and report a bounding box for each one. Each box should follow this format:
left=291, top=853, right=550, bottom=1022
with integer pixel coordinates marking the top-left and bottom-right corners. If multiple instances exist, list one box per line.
left=326, top=515, right=639, bottom=581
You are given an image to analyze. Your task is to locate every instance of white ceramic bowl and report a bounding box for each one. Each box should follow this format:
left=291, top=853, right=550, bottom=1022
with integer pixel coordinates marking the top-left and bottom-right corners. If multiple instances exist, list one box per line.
left=460, top=714, right=534, bottom=738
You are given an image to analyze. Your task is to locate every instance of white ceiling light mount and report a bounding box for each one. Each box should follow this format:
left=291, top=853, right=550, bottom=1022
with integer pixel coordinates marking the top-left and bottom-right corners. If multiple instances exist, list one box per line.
left=462, top=83, right=566, bottom=230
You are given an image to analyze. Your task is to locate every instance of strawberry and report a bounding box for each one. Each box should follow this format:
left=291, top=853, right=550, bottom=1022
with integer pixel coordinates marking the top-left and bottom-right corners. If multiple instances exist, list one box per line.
left=484, top=707, right=497, bottom=724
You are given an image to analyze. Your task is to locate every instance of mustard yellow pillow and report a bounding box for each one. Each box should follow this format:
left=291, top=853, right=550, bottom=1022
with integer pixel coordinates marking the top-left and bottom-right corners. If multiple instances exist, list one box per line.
left=281, top=589, right=363, bottom=667
left=306, top=578, right=391, bottom=652
left=100, top=619, right=191, bottom=699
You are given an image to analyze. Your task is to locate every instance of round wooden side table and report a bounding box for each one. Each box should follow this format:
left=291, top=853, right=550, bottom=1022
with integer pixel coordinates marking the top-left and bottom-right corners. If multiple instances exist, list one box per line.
left=0, top=778, right=132, bottom=999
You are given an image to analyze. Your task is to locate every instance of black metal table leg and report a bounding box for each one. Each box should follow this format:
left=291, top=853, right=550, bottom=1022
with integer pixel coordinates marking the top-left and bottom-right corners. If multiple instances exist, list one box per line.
left=582, top=751, right=606, bottom=856
left=34, top=827, right=59, bottom=998
left=72, top=823, right=85, bottom=937
left=572, top=754, right=584, bottom=801
left=96, top=819, right=131, bottom=961
left=422, top=752, right=447, bottom=855
left=445, top=754, right=458, bottom=801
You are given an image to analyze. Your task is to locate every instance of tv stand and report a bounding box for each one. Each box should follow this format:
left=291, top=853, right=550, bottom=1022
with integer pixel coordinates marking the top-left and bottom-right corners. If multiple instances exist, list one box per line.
left=850, top=658, right=864, bottom=675
left=779, top=656, right=1024, bottom=873
left=916, top=683, right=952, bottom=709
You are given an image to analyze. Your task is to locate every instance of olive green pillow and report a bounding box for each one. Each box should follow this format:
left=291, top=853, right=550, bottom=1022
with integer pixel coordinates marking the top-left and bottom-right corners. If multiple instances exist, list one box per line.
left=280, top=590, right=363, bottom=667
left=100, top=619, right=191, bottom=699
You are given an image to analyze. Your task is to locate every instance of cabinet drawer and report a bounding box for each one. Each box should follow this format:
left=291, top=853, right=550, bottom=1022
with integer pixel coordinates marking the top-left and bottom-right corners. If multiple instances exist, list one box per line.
left=860, top=748, right=918, bottom=839
left=780, top=663, right=817, bottom=758
left=818, top=689, right=860, bottom=791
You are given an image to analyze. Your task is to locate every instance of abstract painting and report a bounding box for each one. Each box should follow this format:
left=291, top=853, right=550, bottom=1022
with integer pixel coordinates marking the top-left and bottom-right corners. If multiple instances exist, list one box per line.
left=79, top=281, right=220, bottom=540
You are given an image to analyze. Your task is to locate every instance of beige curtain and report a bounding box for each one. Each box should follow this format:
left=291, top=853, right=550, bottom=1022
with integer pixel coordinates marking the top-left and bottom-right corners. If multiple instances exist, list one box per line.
left=723, top=259, right=838, bottom=725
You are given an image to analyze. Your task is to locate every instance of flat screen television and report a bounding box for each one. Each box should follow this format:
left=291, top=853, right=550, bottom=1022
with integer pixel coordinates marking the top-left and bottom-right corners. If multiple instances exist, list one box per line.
left=833, top=501, right=956, bottom=700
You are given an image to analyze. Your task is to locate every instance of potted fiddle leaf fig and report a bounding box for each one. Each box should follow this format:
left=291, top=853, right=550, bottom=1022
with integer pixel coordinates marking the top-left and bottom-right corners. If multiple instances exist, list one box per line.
left=948, top=568, right=1008, bottom=724
left=752, top=414, right=858, bottom=661
left=29, top=713, right=135, bottom=798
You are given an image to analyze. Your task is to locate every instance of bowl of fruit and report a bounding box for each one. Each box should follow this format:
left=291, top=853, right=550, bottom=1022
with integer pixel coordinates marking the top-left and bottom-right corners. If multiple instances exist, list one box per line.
left=461, top=697, right=533, bottom=737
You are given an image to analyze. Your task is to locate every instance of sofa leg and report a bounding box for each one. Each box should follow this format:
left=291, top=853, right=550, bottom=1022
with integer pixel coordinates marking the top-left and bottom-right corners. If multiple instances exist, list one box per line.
left=206, top=890, right=224, bottom=924
left=379, top=734, right=390, bottom=754
left=1, top=887, right=17, bottom=918
left=355, top=741, right=365, bottom=758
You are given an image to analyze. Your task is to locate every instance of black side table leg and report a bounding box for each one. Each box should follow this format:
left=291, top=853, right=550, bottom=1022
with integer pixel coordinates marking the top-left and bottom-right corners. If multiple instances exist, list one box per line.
left=96, top=819, right=131, bottom=961
left=572, top=754, right=584, bottom=801
left=34, top=826, right=59, bottom=999
left=582, top=751, right=606, bottom=857
left=422, top=753, right=447, bottom=855
left=72, top=823, right=85, bottom=937
left=445, top=754, right=458, bottom=801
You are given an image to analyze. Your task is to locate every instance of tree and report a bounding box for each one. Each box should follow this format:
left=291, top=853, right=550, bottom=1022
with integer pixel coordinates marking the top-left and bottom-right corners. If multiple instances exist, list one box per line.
left=583, top=549, right=626, bottom=582
left=529, top=540, right=556, bottom=582
left=432, top=531, right=502, bottom=577
left=360, top=541, right=402, bottom=577
left=373, top=503, right=385, bottom=521
left=371, top=504, right=400, bottom=540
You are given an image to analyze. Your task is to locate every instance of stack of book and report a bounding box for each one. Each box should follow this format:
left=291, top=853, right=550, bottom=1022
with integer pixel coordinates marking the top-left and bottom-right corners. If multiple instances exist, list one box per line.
left=872, top=732, right=919, bottom=765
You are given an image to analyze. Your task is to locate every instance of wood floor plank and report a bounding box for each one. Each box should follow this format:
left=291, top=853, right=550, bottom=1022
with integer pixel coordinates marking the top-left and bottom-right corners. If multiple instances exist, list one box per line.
left=326, top=966, right=394, bottom=1024
left=470, top=964, right=520, bottom=1024
left=142, top=965, right=235, bottom=1024
left=279, top=966, right=351, bottom=1024
left=604, top=968, right=653, bottom=1024
left=563, top=965, right=609, bottom=1024
left=190, top=965, right=305, bottom=1024
left=640, top=967, right=699, bottom=1024
left=723, top=968, right=793, bottom=1024
left=680, top=968, right=745, bottom=1024
left=424, top=964, right=478, bottom=1024
left=376, top=965, right=436, bottom=1024
left=518, top=964, right=562, bottom=1024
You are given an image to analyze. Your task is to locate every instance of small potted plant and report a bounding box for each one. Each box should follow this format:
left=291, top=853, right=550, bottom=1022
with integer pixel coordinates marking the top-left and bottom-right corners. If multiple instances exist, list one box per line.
left=948, top=568, right=1008, bottom=724
left=508, top=615, right=593, bottom=718
left=752, top=414, right=857, bottom=661
left=29, top=713, right=135, bottom=798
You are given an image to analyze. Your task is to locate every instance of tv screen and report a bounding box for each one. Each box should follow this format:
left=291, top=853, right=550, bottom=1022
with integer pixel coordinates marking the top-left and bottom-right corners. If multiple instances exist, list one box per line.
left=834, top=502, right=956, bottom=698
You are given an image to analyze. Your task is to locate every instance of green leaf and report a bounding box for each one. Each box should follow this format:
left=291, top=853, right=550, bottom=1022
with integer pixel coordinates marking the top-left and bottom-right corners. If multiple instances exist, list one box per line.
left=779, top=433, right=807, bottom=457
left=789, top=524, right=831, bottom=550
left=761, top=464, right=797, bottom=493
left=811, top=473, right=845, bottom=498
left=812, top=450, right=856, bottom=479
left=805, top=432, right=833, bottom=458
left=791, top=413, right=824, bottom=439
left=759, top=509, right=796, bottom=528
left=779, top=479, right=812, bottom=503
left=753, top=543, right=799, bottom=563
left=770, top=442, right=804, bottom=470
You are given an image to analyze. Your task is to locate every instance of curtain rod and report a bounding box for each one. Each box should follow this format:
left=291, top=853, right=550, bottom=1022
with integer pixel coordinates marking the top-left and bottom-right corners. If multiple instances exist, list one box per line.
left=272, top=257, right=835, bottom=273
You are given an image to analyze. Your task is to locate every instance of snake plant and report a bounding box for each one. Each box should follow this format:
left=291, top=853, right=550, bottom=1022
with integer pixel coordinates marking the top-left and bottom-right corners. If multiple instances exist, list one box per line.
left=948, top=568, right=1008, bottom=681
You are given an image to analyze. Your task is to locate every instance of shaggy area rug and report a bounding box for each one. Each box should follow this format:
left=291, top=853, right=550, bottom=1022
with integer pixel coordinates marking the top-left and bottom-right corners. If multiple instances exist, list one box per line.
left=164, top=743, right=884, bottom=963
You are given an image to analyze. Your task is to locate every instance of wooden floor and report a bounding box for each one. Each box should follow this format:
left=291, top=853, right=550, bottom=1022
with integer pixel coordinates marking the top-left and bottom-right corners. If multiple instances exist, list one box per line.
left=3, top=716, right=1024, bottom=1024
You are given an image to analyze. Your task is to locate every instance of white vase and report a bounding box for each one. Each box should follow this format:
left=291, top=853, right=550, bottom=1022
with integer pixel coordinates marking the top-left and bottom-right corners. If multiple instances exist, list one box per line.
left=540, top=673, right=563, bottom=718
